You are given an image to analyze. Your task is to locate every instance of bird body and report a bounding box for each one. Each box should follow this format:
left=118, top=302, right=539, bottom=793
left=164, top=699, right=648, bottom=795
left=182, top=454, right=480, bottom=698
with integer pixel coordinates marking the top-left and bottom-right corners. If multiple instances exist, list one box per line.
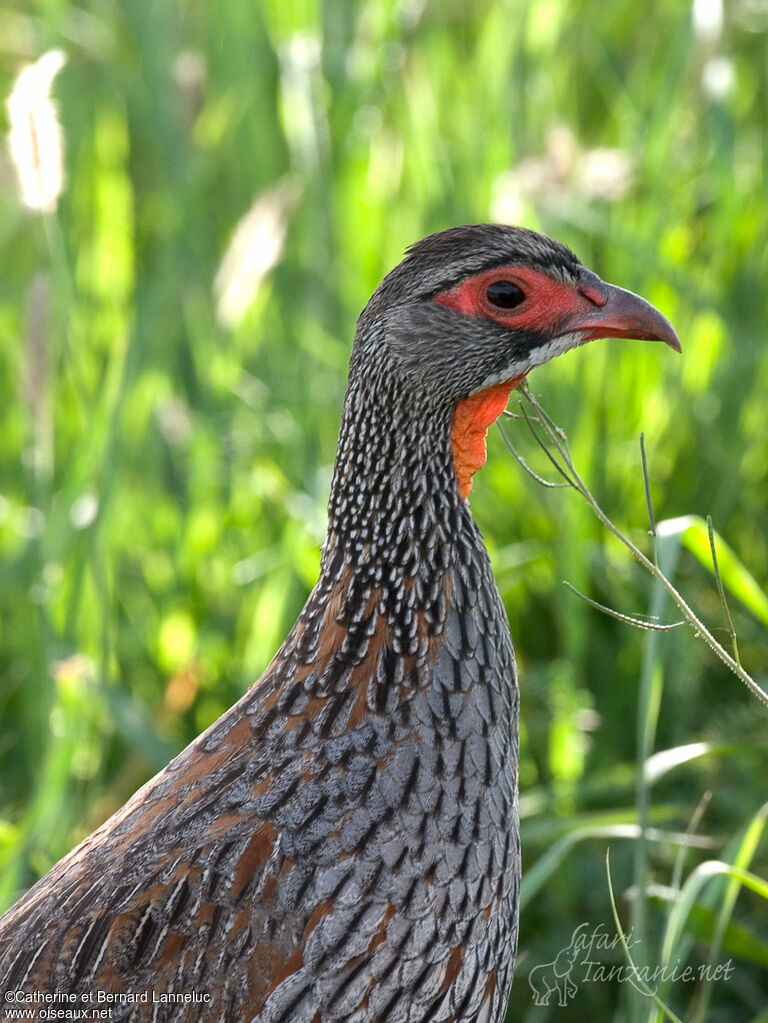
left=0, top=225, right=678, bottom=1022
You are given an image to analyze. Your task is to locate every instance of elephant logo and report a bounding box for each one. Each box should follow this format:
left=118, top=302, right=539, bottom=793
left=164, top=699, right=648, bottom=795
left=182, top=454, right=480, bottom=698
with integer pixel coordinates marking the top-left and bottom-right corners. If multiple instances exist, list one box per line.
left=528, top=931, right=581, bottom=1007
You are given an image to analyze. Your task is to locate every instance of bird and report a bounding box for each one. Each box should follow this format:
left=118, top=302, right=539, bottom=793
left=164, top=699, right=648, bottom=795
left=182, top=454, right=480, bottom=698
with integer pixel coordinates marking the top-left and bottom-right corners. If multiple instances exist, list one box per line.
left=0, top=224, right=679, bottom=1023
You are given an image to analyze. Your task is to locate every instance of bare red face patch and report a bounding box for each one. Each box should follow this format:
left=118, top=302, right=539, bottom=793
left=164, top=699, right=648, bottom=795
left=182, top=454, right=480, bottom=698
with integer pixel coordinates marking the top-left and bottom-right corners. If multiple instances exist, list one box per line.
left=435, top=263, right=606, bottom=498
left=436, top=261, right=679, bottom=498
left=434, top=263, right=604, bottom=335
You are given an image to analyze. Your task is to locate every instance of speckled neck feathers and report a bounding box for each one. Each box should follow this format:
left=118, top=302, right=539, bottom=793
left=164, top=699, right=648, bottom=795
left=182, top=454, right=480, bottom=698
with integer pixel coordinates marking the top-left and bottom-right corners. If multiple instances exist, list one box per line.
left=323, top=340, right=476, bottom=646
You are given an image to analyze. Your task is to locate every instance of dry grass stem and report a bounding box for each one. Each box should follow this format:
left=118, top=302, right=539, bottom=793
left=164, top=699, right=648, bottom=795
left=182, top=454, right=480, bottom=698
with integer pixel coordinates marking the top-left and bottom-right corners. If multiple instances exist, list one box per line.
left=507, top=383, right=768, bottom=710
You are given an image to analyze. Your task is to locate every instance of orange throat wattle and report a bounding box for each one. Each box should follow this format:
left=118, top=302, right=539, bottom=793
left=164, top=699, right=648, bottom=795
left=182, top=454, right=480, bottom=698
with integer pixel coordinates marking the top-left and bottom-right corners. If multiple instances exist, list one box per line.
left=451, top=375, right=526, bottom=500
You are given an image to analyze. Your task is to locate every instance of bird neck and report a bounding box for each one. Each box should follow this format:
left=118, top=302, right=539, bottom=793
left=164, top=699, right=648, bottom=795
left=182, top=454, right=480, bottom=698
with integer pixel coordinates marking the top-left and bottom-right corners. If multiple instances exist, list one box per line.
left=251, top=359, right=502, bottom=714
left=324, top=361, right=465, bottom=583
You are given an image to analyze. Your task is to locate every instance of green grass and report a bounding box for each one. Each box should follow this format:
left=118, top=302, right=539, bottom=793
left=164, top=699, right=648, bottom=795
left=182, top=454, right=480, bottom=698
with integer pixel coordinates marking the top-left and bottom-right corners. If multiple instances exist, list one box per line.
left=0, top=1, right=767, bottom=1019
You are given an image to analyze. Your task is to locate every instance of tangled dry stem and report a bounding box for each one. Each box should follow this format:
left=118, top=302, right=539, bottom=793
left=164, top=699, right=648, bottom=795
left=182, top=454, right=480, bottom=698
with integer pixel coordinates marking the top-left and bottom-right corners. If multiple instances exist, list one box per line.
left=499, top=383, right=768, bottom=711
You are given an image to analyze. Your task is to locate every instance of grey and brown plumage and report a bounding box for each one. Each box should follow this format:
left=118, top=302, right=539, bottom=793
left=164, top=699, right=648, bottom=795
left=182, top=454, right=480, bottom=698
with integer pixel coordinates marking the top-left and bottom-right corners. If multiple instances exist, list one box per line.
left=0, top=225, right=679, bottom=1022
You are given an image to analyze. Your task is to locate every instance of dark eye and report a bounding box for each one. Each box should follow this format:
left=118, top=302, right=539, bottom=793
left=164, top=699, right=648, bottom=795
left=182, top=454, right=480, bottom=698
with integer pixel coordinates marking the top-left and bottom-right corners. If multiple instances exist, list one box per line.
left=486, top=280, right=525, bottom=309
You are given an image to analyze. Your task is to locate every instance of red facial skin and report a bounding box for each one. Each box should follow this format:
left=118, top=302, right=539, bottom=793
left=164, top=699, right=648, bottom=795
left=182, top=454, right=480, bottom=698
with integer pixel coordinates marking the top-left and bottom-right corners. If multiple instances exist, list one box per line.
left=436, top=263, right=594, bottom=499
left=435, top=263, right=605, bottom=336
left=435, top=262, right=680, bottom=498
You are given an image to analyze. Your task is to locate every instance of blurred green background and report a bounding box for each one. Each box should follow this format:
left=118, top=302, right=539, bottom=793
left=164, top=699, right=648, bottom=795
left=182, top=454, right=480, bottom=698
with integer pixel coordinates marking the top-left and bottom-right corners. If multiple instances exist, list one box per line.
left=0, top=1, right=766, bottom=1020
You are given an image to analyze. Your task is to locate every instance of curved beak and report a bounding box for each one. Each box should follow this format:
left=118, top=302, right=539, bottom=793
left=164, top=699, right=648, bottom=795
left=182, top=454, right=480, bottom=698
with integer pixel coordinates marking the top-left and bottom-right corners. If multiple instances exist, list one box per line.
left=572, top=272, right=681, bottom=352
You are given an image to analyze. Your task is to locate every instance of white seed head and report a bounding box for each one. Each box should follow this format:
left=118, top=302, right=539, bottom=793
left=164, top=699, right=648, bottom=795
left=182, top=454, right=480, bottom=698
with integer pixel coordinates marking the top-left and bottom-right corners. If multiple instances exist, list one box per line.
left=214, top=181, right=297, bottom=329
left=692, top=0, right=723, bottom=42
left=6, top=49, right=67, bottom=213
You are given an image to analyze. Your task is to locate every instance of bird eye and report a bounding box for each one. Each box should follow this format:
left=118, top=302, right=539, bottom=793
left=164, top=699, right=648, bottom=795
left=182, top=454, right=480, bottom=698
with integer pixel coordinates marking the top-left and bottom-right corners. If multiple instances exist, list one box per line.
left=486, top=280, right=525, bottom=309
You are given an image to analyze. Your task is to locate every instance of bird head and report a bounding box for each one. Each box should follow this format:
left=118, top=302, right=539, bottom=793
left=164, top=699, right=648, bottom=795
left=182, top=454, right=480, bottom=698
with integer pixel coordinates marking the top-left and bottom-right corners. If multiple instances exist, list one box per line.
left=355, top=224, right=680, bottom=499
